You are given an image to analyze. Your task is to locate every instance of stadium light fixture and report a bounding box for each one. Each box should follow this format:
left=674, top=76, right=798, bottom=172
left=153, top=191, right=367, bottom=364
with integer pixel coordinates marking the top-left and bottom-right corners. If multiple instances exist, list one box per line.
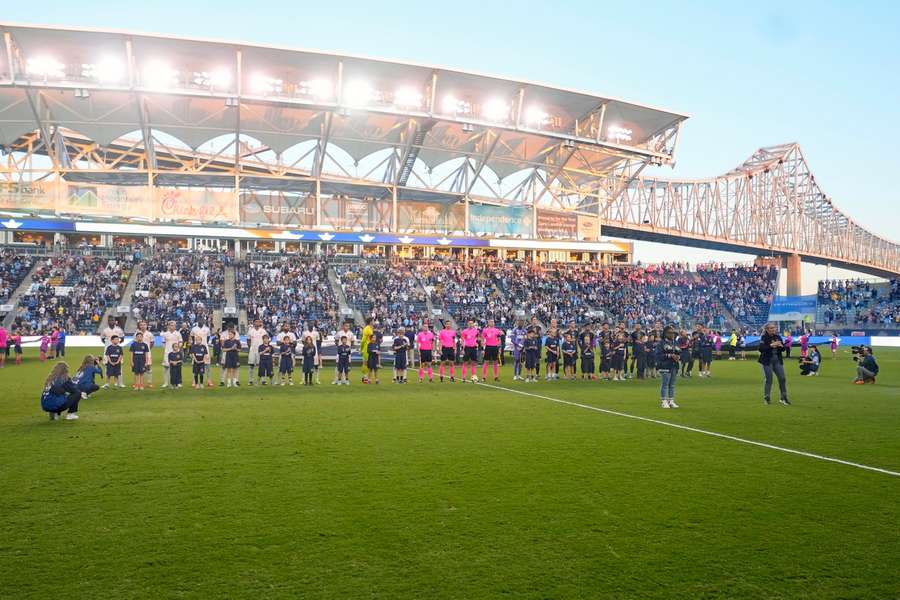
left=524, top=105, right=549, bottom=127
left=209, top=68, right=232, bottom=90
left=81, top=57, right=125, bottom=83
left=250, top=73, right=283, bottom=94
left=442, top=94, right=472, bottom=116
left=26, top=56, right=65, bottom=79
left=142, top=60, right=179, bottom=89
left=299, top=78, right=333, bottom=100
left=343, top=80, right=374, bottom=107
left=607, top=125, right=633, bottom=143
left=482, top=98, right=510, bottom=122
left=394, top=86, right=423, bottom=109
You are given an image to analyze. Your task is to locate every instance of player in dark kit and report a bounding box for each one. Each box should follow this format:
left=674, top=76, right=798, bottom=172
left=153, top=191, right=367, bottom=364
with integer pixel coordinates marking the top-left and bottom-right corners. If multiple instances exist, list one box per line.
left=190, top=337, right=209, bottom=388
left=257, top=335, right=274, bottom=386
left=393, top=328, right=410, bottom=383
left=562, top=333, right=577, bottom=380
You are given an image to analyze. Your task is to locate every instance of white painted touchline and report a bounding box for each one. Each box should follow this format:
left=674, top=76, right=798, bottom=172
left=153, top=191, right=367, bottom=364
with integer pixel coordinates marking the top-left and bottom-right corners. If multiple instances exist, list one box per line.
left=476, top=382, right=900, bottom=478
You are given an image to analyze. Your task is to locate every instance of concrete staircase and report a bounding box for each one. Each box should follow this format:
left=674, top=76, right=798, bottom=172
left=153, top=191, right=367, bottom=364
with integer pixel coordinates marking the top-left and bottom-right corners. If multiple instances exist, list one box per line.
left=1, top=260, right=42, bottom=328
left=224, top=264, right=237, bottom=311
left=101, top=260, right=142, bottom=333
left=327, top=266, right=363, bottom=325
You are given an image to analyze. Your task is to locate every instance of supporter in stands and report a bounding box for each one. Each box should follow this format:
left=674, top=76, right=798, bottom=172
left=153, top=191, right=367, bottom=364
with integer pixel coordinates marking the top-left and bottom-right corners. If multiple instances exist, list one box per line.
left=131, top=253, right=226, bottom=332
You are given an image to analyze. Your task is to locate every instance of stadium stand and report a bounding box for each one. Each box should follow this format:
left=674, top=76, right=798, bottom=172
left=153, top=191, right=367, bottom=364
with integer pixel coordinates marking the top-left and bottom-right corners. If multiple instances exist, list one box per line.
left=130, top=252, right=227, bottom=331
left=333, top=259, right=429, bottom=331
left=236, top=255, right=338, bottom=333
left=0, top=250, right=35, bottom=303
left=817, top=278, right=900, bottom=327
left=17, top=255, right=132, bottom=334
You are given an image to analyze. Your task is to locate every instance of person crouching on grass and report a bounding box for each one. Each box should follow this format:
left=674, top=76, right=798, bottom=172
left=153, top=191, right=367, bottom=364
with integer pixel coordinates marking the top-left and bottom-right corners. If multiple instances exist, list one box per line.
left=73, top=355, right=102, bottom=398
left=103, top=335, right=124, bottom=389
left=190, top=336, right=209, bottom=388
left=41, top=362, right=84, bottom=421
left=130, top=331, right=150, bottom=390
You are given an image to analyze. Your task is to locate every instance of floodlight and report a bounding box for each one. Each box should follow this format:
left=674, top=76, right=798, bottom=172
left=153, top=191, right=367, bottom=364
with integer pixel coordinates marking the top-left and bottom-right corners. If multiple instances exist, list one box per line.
left=304, top=78, right=333, bottom=100
left=142, top=60, right=178, bottom=89
left=482, top=98, right=509, bottom=122
left=343, top=80, right=374, bottom=107
left=26, top=56, right=65, bottom=79
left=442, top=95, right=459, bottom=114
left=524, top=105, right=548, bottom=126
left=81, top=57, right=125, bottom=83
left=607, top=124, right=633, bottom=143
left=209, top=68, right=232, bottom=89
left=249, top=73, right=283, bottom=94
left=394, top=86, right=423, bottom=109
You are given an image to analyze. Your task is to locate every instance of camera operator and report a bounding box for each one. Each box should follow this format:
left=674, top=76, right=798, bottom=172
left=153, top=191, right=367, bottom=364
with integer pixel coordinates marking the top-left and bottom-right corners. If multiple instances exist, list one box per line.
left=799, top=344, right=821, bottom=376
left=758, top=323, right=791, bottom=405
left=853, top=346, right=879, bottom=384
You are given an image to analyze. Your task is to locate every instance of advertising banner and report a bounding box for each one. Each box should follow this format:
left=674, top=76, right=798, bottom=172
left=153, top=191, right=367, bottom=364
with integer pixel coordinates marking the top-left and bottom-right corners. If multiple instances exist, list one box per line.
left=468, top=203, right=532, bottom=236
left=536, top=209, right=577, bottom=238
left=64, top=183, right=153, bottom=219
left=767, top=295, right=818, bottom=321
left=397, top=201, right=465, bottom=233
left=577, top=214, right=600, bottom=240
left=0, top=181, right=57, bottom=212
left=156, top=188, right=237, bottom=223
left=321, top=196, right=392, bottom=231
left=240, top=192, right=315, bottom=227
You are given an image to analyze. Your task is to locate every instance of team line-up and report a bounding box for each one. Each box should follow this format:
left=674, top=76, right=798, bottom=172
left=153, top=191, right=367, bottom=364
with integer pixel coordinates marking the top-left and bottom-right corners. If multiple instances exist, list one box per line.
left=40, top=315, right=817, bottom=421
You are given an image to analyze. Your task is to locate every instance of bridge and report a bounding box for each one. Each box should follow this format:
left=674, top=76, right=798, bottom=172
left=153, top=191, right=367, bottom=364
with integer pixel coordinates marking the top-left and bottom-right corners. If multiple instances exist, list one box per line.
left=602, top=143, right=900, bottom=284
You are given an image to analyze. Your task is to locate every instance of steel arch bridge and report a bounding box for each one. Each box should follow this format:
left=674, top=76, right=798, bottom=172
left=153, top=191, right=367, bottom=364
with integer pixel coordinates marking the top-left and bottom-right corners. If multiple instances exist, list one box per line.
left=602, top=144, right=900, bottom=279
left=0, top=24, right=897, bottom=279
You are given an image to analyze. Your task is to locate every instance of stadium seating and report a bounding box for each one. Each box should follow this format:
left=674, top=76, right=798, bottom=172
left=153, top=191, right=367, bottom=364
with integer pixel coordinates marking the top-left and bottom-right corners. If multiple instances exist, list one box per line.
left=0, top=250, right=34, bottom=302
left=17, top=255, right=132, bottom=334
left=817, top=279, right=900, bottom=327
left=130, top=252, right=227, bottom=331
left=334, top=259, right=429, bottom=332
left=236, top=255, right=338, bottom=333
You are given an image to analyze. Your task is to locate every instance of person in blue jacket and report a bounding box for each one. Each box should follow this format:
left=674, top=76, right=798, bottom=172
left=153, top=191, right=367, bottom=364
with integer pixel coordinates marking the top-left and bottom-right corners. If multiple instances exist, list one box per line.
left=73, top=354, right=102, bottom=397
left=41, top=362, right=83, bottom=421
left=656, top=326, right=681, bottom=409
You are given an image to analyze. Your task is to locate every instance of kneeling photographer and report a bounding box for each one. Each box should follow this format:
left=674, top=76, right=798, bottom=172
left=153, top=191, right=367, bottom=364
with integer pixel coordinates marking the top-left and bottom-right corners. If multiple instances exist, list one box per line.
left=800, top=345, right=821, bottom=376
left=852, top=346, right=879, bottom=384
left=73, top=354, right=103, bottom=397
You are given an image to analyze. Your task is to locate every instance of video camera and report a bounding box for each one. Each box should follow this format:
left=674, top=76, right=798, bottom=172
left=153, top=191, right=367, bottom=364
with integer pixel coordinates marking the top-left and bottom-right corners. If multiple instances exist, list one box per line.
left=850, top=345, right=871, bottom=362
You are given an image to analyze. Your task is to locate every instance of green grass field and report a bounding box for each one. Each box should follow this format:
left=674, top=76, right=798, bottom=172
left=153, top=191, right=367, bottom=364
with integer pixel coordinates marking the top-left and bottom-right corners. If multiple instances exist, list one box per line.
left=1, top=347, right=899, bottom=599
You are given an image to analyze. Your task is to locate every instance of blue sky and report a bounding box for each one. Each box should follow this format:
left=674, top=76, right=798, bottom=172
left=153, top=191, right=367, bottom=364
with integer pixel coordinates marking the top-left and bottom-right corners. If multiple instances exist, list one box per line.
left=4, top=1, right=898, bottom=288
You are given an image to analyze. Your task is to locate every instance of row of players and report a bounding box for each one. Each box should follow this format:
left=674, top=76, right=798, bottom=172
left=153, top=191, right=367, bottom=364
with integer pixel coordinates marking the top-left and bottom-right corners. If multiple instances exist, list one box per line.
left=92, top=317, right=717, bottom=391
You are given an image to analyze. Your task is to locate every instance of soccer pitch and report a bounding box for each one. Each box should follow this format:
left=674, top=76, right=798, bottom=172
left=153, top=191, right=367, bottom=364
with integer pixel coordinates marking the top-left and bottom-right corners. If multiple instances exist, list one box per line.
left=2, top=348, right=898, bottom=599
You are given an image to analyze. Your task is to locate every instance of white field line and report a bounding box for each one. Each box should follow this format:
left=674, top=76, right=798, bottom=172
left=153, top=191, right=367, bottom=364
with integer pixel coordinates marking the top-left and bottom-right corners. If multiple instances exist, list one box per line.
left=476, top=382, right=900, bottom=478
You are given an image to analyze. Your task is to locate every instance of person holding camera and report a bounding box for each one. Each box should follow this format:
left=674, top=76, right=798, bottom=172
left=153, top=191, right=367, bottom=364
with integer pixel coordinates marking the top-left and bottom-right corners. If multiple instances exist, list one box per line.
left=854, top=347, right=879, bottom=384
left=758, top=323, right=790, bottom=405
left=73, top=355, right=103, bottom=397
left=800, top=345, right=821, bottom=376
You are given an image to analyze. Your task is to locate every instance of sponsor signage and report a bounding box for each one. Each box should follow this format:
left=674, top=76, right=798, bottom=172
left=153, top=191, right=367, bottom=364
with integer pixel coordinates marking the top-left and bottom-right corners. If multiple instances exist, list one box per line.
left=240, top=192, right=315, bottom=227
left=536, top=209, right=577, bottom=238
left=468, top=203, right=532, bottom=236
left=767, top=295, right=817, bottom=321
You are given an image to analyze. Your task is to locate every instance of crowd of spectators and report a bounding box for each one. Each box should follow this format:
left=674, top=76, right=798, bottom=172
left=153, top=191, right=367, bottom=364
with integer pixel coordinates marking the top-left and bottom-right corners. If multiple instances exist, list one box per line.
left=335, top=259, right=429, bottom=331
left=16, top=255, right=132, bottom=334
left=130, top=252, right=227, bottom=331
left=818, top=279, right=900, bottom=327
left=696, top=263, right=778, bottom=329
left=237, top=256, right=338, bottom=334
left=0, top=250, right=34, bottom=302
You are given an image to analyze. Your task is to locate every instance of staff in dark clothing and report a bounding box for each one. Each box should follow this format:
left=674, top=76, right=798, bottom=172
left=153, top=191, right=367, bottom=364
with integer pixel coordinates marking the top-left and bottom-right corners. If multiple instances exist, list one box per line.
left=40, top=362, right=83, bottom=421
left=758, top=323, right=790, bottom=406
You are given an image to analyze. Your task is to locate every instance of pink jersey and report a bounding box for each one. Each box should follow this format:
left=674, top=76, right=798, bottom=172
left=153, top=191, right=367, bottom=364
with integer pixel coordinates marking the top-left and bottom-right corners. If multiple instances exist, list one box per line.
left=40, top=336, right=50, bottom=351
left=0, top=328, right=7, bottom=347
left=438, top=329, right=456, bottom=348
left=482, top=326, right=502, bottom=347
left=416, top=330, right=435, bottom=351
left=461, top=328, right=480, bottom=347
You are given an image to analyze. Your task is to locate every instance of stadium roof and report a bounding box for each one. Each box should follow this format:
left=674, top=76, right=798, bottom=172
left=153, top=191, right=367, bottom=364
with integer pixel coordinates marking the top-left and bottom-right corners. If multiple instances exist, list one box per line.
left=0, top=22, right=686, bottom=204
